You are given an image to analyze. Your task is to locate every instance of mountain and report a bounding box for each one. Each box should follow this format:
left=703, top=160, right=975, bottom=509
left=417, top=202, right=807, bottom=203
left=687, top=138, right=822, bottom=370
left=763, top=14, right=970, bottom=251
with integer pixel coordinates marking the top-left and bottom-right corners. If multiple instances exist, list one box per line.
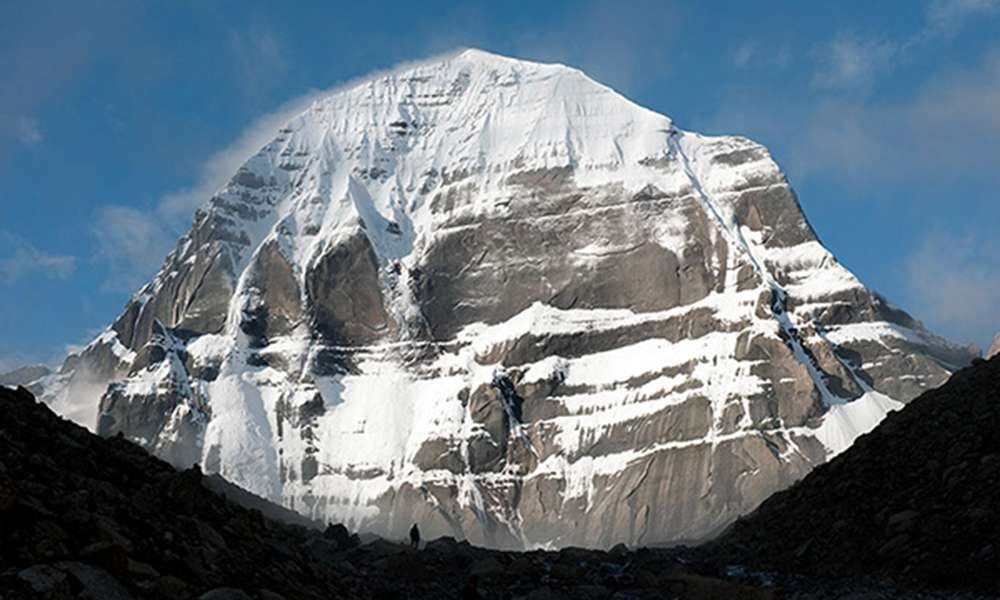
left=34, top=49, right=975, bottom=549
left=0, top=364, right=51, bottom=387
left=705, top=354, right=1000, bottom=595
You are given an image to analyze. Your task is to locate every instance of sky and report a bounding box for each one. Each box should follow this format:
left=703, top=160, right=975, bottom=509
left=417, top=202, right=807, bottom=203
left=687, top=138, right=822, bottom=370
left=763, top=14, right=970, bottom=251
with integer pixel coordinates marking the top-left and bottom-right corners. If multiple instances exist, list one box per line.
left=1, top=0, right=999, bottom=370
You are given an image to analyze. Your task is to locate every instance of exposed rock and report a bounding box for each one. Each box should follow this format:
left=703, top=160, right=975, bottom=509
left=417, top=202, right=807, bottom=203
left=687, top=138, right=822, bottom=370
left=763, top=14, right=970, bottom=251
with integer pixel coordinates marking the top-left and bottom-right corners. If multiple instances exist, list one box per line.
left=197, top=589, right=253, bottom=600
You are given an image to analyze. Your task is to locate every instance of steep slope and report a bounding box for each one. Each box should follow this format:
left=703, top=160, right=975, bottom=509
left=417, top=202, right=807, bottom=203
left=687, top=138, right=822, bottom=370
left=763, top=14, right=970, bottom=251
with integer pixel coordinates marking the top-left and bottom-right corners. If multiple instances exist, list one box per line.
left=38, top=49, right=975, bottom=549
left=706, top=355, right=1000, bottom=595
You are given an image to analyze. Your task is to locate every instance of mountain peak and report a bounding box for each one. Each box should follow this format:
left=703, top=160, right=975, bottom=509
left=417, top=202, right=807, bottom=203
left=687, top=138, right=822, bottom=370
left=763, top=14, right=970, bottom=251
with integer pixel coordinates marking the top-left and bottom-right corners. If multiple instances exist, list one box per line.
left=38, top=51, right=977, bottom=550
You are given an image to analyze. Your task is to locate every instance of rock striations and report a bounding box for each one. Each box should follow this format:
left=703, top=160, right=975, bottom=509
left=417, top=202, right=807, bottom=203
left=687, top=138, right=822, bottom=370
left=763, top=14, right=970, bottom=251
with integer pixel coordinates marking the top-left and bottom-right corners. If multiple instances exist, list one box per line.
left=30, top=49, right=975, bottom=549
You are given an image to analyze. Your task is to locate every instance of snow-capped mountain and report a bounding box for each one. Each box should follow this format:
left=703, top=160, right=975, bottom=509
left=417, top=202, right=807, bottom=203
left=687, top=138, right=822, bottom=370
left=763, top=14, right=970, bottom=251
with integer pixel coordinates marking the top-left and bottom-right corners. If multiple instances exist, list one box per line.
left=35, top=49, right=975, bottom=549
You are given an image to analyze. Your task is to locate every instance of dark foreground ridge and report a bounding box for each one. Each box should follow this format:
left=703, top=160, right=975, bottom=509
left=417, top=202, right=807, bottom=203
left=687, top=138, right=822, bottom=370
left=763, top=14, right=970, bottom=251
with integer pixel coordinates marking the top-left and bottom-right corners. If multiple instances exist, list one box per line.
left=2, top=353, right=998, bottom=599
left=704, top=354, right=1000, bottom=596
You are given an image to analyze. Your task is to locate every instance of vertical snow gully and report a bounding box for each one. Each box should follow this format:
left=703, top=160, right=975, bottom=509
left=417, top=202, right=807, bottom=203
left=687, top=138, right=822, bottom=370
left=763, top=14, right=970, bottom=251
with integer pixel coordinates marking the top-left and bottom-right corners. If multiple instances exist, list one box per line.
left=667, top=130, right=844, bottom=408
left=490, top=368, right=538, bottom=457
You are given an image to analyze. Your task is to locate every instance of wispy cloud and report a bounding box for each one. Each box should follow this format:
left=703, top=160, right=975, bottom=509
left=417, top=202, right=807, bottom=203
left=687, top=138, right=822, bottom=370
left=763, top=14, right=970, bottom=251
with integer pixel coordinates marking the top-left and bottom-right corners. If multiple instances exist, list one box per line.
left=511, top=0, right=676, bottom=94
left=12, top=116, right=43, bottom=146
left=733, top=41, right=791, bottom=70
left=90, top=206, right=175, bottom=292
left=812, top=33, right=899, bottom=91
left=904, top=231, right=1000, bottom=348
left=228, top=27, right=288, bottom=102
left=924, top=0, right=1000, bottom=37
left=92, top=50, right=465, bottom=291
left=0, top=232, right=75, bottom=284
left=705, top=48, right=1000, bottom=183
left=812, top=0, right=999, bottom=93
left=0, top=1, right=133, bottom=157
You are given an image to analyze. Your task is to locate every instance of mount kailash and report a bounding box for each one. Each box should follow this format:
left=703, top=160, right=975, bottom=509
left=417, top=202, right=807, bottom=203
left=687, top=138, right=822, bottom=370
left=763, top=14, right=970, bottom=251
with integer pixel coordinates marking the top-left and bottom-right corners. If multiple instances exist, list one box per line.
left=27, top=49, right=976, bottom=550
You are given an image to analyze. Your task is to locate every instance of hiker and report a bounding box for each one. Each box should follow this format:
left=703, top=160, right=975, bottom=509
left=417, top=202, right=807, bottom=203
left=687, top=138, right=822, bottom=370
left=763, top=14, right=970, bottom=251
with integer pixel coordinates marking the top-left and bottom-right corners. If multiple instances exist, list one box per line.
left=409, top=523, right=420, bottom=549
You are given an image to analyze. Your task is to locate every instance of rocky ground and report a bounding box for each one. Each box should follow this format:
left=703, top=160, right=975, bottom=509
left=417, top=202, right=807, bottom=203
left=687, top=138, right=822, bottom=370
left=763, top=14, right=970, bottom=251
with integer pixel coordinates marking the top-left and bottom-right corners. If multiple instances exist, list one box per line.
left=700, top=354, right=1000, bottom=597
left=2, top=352, right=998, bottom=599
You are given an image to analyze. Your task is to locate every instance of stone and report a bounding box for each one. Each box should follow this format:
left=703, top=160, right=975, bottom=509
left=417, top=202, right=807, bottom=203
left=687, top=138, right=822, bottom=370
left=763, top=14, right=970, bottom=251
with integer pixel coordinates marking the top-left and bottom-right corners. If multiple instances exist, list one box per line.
left=198, top=588, right=254, bottom=600
left=0, top=471, right=15, bottom=513
left=469, top=557, right=504, bottom=577
left=81, top=541, right=129, bottom=577
left=54, top=561, right=134, bottom=600
left=886, top=510, right=919, bottom=532
left=17, top=565, right=70, bottom=595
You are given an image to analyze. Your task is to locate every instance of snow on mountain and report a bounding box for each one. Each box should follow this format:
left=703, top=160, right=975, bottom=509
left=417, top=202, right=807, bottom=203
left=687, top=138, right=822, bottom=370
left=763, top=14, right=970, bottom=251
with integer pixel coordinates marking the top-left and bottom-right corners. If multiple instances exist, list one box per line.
left=39, top=49, right=976, bottom=549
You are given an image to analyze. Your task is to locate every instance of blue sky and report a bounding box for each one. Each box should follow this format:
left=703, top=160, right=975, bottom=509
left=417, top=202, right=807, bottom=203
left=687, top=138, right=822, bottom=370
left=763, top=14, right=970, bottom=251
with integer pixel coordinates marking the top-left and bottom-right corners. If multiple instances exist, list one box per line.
left=2, top=0, right=999, bottom=370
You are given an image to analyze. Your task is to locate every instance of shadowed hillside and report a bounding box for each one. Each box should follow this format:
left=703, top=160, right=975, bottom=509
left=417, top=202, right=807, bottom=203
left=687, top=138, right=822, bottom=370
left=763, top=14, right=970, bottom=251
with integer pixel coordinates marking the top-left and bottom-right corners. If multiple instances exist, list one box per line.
left=705, top=355, right=1000, bottom=595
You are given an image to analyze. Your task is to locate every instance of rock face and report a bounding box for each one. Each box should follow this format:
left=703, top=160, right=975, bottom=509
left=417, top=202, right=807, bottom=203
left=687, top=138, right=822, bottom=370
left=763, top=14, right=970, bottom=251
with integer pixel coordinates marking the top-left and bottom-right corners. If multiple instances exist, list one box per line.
left=707, top=354, right=1000, bottom=595
left=38, top=49, right=975, bottom=549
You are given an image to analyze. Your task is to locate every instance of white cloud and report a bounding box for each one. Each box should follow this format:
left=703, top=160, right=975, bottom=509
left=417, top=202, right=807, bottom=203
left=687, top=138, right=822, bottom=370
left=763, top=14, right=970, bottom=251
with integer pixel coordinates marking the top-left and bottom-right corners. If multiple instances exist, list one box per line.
left=91, top=205, right=175, bottom=291
left=733, top=42, right=755, bottom=68
left=511, top=0, right=676, bottom=94
left=924, top=0, right=1000, bottom=36
left=0, top=232, right=75, bottom=283
left=13, top=116, right=43, bottom=145
left=93, top=51, right=464, bottom=290
left=155, top=90, right=330, bottom=223
left=813, top=33, right=899, bottom=91
left=733, top=41, right=791, bottom=70
left=228, top=28, right=288, bottom=100
left=812, top=1, right=999, bottom=93
left=704, top=49, right=1000, bottom=183
left=904, top=231, right=1000, bottom=348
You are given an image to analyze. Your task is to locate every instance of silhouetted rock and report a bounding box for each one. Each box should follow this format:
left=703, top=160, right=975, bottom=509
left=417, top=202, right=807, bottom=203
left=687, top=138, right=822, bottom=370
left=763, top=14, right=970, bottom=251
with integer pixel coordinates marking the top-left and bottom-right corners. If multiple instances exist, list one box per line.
left=706, top=355, right=1000, bottom=595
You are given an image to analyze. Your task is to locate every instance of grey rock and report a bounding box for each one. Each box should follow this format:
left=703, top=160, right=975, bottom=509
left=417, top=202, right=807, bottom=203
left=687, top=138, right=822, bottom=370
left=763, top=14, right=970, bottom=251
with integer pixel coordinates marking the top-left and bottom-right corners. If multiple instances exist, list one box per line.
left=17, top=565, right=70, bottom=595
left=197, top=588, right=254, bottom=600
left=54, top=561, right=134, bottom=600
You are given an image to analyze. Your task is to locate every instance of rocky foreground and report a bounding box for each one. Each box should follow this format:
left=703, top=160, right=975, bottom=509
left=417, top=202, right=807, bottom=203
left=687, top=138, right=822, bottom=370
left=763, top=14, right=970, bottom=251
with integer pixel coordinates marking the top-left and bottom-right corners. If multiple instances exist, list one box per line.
left=2, top=353, right=999, bottom=599
left=701, top=354, right=1000, bottom=596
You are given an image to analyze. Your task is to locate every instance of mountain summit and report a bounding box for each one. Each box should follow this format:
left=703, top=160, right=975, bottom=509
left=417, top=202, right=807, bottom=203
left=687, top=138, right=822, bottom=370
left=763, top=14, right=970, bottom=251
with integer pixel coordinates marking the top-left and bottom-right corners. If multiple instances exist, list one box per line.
left=33, top=49, right=974, bottom=549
